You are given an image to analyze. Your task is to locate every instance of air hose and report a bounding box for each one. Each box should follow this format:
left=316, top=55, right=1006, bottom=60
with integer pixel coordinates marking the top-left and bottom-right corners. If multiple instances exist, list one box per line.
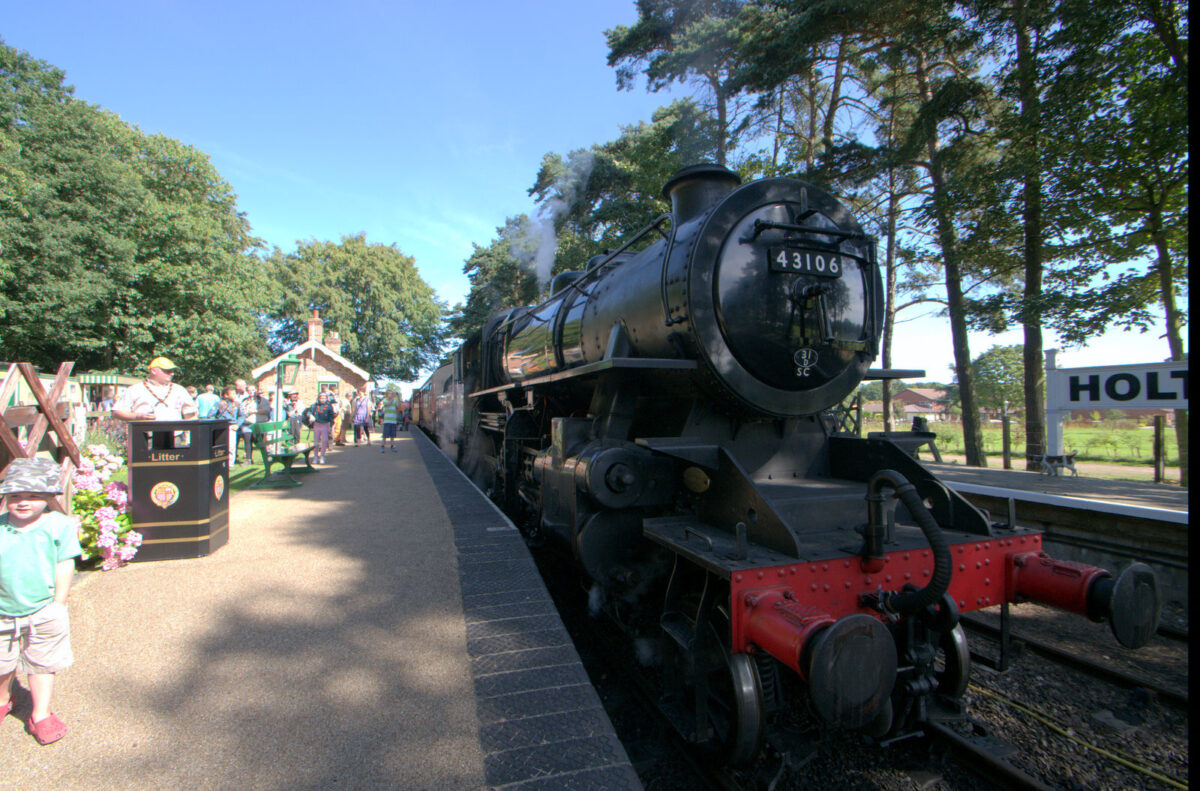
left=864, top=469, right=952, bottom=616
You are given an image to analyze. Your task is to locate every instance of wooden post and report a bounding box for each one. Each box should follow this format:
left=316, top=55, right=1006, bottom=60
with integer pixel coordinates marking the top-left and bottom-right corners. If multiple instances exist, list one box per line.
left=0, top=362, right=81, bottom=514
left=1153, top=415, right=1165, bottom=484
left=1001, top=408, right=1012, bottom=470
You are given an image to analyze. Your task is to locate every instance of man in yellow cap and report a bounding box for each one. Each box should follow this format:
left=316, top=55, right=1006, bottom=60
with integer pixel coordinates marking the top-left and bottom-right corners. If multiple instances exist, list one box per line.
left=111, top=357, right=199, bottom=422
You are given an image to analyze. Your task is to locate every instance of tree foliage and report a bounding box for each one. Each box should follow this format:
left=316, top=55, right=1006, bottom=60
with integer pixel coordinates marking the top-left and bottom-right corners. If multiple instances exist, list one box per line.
left=967, top=345, right=1026, bottom=411
left=269, top=234, right=447, bottom=381
left=0, top=39, right=272, bottom=385
left=607, top=1, right=755, bottom=164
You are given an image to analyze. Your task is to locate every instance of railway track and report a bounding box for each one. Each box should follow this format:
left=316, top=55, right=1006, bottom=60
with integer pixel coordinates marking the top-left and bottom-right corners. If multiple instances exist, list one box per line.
left=961, top=614, right=1189, bottom=709
left=923, top=719, right=1055, bottom=791
left=961, top=671, right=1189, bottom=790
left=957, top=599, right=1189, bottom=790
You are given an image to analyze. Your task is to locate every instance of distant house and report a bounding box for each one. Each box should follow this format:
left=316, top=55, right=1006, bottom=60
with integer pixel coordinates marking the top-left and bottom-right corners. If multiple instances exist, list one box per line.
left=251, top=310, right=371, bottom=407
left=893, top=387, right=949, bottom=422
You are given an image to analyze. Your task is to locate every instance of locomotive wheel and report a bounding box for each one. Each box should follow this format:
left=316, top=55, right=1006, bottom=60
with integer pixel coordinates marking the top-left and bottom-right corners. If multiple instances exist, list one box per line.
left=934, top=624, right=971, bottom=698
left=690, top=617, right=765, bottom=767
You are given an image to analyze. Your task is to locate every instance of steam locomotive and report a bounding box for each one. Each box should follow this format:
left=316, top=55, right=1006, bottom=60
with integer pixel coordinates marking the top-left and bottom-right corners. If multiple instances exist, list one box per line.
left=413, top=165, right=1160, bottom=765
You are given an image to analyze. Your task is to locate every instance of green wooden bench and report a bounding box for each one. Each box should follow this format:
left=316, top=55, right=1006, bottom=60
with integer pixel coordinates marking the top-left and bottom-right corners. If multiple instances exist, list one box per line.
left=249, top=420, right=317, bottom=488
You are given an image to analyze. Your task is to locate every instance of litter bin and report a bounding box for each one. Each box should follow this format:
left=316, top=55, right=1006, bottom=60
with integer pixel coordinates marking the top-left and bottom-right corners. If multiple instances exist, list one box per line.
left=127, top=420, right=230, bottom=561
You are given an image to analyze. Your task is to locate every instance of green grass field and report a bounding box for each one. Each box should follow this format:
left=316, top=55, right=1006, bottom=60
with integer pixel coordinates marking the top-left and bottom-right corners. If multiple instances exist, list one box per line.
left=869, top=421, right=1182, bottom=465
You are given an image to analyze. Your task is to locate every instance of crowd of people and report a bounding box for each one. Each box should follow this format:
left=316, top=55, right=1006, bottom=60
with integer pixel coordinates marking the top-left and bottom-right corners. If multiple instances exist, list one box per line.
left=2, top=359, right=420, bottom=749
left=298, top=387, right=412, bottom=463
left=103, top=357, right=413, bottom=466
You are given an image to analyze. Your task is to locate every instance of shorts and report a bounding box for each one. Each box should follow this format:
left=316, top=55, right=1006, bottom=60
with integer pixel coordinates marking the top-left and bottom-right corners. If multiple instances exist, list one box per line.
left=0, top=602, right=74, bottom=675
left=382, top=422, right=398, bottom=439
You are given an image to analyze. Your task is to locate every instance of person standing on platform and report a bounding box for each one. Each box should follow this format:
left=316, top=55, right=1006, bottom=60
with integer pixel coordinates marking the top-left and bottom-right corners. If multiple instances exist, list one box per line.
left=352, top=389, right=372, bottom=446
left=333, top=391, right=350, bottom=446
left=214, top=386, right=242, bottom=461
left=379, top=392, right=400, bottom=453
left=309, top=391, right=336, bottom=464
left=0, top=457, right=83, bottom=745
left=239, top=387, right=260, bottom=462
left=283, top=392, right=303, bottom=443
left=111, top=358, right=198, bottom=422
left=195, top=384, right=220, bottom=420
left=256, top=390, right=272, bottom=424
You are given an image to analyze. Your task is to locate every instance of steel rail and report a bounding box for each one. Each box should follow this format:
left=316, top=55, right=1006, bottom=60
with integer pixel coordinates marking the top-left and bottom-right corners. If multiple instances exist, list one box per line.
left=923, top=719, right=1056, bottom=791
left=961, top=614, right=1188, bottom=708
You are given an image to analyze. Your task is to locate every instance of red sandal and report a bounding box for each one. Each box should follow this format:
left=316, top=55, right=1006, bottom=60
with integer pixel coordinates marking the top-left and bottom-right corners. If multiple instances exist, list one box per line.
left=28, top=713, right=67, bottom=745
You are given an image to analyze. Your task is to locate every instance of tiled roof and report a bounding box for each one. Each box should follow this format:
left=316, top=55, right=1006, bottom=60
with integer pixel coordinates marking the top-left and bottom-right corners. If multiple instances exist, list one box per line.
left=250, top=340, right=370, bottom=381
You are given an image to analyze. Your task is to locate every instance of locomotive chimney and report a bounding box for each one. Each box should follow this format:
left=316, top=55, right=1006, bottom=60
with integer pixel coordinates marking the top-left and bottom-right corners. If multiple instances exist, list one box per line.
left=662, top=164, right=742, bottom=224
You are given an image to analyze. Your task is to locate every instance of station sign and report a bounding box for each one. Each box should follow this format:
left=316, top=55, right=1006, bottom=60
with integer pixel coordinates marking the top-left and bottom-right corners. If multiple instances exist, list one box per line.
left=1043, top=350, right=1187, bottom=456
left=1047, top=360, right=1189, bottom=411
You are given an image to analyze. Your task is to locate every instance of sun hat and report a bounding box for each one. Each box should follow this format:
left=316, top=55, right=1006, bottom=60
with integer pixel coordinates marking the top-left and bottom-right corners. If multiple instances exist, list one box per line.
left=0, top=458, right=64, bottom=496
left=149, top=356, right=177, bottom=371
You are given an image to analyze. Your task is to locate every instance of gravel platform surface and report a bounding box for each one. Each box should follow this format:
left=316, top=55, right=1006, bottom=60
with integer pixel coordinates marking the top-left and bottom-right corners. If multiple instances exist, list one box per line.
left=3, top=435, right=487, bottom=790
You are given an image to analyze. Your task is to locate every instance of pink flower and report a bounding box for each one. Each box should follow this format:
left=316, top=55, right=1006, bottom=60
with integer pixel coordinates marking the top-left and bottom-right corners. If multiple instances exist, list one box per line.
left=104, top=482, right=130, bottom=511
left=117, top=545, right=137, bottom=561
left=72, top=472, right=102, bottom=492
left=77, top=459, right=96, bottom=476
left=96, top=532, right=118, bottom=549
left=123, top=531, right=143, bottom=547
left=100, top=556, right=123, bottom=571
left=94, top=506, right=119, bottom=523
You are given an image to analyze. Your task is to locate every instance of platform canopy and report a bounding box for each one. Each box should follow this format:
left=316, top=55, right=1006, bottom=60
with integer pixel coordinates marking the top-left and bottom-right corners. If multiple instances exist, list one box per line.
left=76, top=373, right=121, bottom=384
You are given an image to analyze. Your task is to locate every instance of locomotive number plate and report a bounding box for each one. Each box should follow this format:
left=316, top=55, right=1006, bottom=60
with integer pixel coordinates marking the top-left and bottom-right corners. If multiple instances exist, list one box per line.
left=769, top=248, right=842, bottom=277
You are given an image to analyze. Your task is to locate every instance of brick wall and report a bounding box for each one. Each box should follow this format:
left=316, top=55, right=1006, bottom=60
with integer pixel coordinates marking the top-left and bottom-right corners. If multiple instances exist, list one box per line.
left=255, top=350, right=367, bottom=408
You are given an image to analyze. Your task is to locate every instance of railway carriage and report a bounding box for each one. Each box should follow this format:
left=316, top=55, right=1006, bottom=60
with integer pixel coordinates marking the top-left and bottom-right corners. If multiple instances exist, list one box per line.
left=413, top=165, right=1160, bottom=765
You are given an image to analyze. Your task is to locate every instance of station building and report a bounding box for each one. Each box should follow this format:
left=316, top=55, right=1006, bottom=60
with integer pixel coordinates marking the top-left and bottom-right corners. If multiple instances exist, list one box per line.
left=251, top=310, right=370, bottom=407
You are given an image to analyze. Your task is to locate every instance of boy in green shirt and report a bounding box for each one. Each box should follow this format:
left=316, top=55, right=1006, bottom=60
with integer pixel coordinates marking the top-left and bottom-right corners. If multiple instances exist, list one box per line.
left=0, top=457, right=82, bottom=745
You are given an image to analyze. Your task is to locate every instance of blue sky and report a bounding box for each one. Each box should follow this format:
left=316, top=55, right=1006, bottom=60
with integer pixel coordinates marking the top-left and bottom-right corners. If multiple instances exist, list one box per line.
left=3, top=2, right=1175, bottom=387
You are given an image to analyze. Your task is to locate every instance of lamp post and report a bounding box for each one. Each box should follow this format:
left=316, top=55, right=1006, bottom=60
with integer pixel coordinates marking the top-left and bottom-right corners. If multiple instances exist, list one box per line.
left=274, top=354, right=301, bottom=423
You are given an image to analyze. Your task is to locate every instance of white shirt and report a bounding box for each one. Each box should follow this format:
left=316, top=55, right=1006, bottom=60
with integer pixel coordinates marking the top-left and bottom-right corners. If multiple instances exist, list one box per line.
left=114, top=381, right=198, bottom=421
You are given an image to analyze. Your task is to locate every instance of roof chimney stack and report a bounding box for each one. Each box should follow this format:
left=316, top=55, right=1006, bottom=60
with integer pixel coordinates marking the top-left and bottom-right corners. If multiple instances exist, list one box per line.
left=325, top=331, right=342, bottom=355
left=307, top=309, right=324, bottom=344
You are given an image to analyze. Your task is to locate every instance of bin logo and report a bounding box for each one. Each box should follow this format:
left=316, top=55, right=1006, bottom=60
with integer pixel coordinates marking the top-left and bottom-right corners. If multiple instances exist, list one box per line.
left=150, top=481, right=180, bottom=510
left=213, top=475, right=225, bottom=502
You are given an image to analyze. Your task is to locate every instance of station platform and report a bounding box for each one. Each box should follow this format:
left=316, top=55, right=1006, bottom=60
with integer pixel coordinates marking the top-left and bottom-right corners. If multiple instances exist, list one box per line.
left=925, top=460, right=1188, bottom=513
left=4, top=431, right=641, bottom=790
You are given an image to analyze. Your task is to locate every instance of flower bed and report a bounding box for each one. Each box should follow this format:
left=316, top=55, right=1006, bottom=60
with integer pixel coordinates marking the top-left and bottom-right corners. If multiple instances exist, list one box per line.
left=72, top=444, right=141, bottom=570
